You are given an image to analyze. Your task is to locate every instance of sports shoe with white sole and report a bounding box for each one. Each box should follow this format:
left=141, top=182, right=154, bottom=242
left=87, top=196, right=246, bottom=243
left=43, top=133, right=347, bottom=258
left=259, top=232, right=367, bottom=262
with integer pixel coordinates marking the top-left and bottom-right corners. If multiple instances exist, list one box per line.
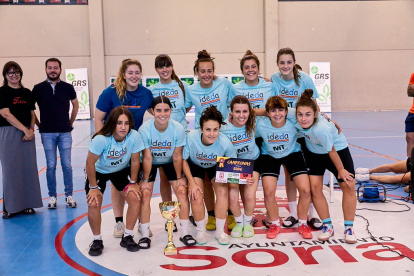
left=344, top=227, right=357, bottom=244
left=113, top=221, right=125, bottom=238
left=66, top=196, right=77, bottom=208
left=195, top=228, right=207, bottom=245
left=355, top=168, right=370, bottom=175
left=48, top=196, right=57, bottom=209
left=355, top=174, right=370, bottom=183
left=318, top=224, right=334, bottom=241
left=215, top=229, right=229, bottom=245
left=298, top=224, right=313, bottom=239
left=137, top=222, right=153, bottom=237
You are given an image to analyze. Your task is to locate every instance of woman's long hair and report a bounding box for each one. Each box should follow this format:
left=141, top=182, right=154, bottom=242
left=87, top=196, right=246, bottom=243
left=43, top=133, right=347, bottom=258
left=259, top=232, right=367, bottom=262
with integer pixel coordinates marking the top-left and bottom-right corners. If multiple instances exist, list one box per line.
left=113, top=59, right=143, bottom=100
left=93, top=107, right=134, bottom=139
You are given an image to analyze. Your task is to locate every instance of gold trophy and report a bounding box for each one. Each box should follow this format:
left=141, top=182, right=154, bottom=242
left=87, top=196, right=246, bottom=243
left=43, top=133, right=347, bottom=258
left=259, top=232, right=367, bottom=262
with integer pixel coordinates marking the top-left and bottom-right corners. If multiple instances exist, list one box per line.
left=159, top=201, right=181, bottom=255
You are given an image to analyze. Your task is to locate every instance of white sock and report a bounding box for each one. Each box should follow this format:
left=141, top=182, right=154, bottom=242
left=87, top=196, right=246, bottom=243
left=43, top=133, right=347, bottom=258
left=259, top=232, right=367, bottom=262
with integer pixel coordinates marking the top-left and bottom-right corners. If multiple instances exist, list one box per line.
left=196, top=219, right=206, bottom=230
left=271, top=220, right=281, bottom=227
left=93, top=234, right=102, bottom=240
left=244, top=215, right=253, bottom=226
left=216, top=218, right=226, bottom=232
left=288, top=201, right=298, bottom=219
left=308, top=203, right=319, bottom=219
left=180, top=219, right=189, bottom=237
left=140, top=222, right=150, bottom=238
left=298, top=219, right=307, bottom=227
left=124, top=228, right=133, bottom=237
left=234, top=214, right=243, bottom=225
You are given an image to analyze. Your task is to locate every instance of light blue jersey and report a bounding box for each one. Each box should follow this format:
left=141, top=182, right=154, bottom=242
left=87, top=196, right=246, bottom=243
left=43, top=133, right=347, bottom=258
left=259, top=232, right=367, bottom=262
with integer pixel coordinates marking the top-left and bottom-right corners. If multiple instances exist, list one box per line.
left=148, top=80, right=189, bottom=131
left=255, top=117, right=300, bottom=158
left=271, top=71, right=318, bottom=108
left=183, top=129, right=237, bottom=168
left=287, top=108, right=348, bottom=154
left=228, top=78, right=275, bottom=109
left=138, top=119, right=186, bottom=165
left=89, top=129, right=144, bottom=174
left=220, top=119, right=260, bottom=160
left=185, top=77, right=231, bottom=129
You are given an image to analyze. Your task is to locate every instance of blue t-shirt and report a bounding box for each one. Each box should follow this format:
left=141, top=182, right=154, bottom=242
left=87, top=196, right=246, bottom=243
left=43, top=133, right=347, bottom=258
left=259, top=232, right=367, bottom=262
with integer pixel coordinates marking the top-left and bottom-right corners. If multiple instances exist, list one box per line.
left=271, top=71, right=318, bottom=108
left=287, top=109, right=348, bottom=154
left=228, top=78, right=275, bottom=109
left=183, top=129, right=237, bottom=168
left=255, top=117, right=300, bottom=158
left=185, top=77, right=231, bottom=129
left=148, top=80, right=189, bottom=131
left=89, top=129, right=145, bottom=174
left=96, top=85, right=154, bottom=130
left=138, top=118, right=186, bottom=165
left=220, top=120, right=260, bottom=160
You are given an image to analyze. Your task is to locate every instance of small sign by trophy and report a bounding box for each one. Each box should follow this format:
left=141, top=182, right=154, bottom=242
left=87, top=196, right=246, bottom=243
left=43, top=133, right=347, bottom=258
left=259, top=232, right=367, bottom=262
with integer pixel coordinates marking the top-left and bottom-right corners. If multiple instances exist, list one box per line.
left=159, top=201, right=181, bottom=255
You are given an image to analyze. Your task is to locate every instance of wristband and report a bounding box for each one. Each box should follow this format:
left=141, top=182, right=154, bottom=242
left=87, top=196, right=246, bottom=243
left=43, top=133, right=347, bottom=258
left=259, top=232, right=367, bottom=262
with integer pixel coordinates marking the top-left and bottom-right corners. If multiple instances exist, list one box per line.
left=128, top=176, right=136, bottom=184
left=141, top=179, right=149, bottom=183
left=123, top=183, right=132, bottom=193
left=89, top=184, right=101, bottom=190
left=177, top=174, right=185, bottom=180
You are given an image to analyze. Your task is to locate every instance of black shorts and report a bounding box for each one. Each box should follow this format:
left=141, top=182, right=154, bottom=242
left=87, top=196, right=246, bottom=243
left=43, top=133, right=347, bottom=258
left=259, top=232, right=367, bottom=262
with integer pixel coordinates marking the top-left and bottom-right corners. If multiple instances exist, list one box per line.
left=138, top=162, right=177, bottom=182
left=255, top=137, right=263, bottom=151
left=406, top=157, right=411, bottom=172
left=253, top=155, right=262, bottom=173
left=304, top=147, right=355, bottom=182
left=405, top=112, right=414, bottom=132
left=85, top=167, right=130, bottom=195
left=187, top=159, right=216, bottom=180
left=260, top=151, right=308, bottom=180
left=297, top=137, right=308, bottom=153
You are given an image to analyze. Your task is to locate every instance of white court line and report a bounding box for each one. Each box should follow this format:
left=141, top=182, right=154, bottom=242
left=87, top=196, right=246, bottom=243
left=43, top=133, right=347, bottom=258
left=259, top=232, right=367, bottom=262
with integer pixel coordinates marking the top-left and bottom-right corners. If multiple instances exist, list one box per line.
left=347, top=135, right=404, bottom=139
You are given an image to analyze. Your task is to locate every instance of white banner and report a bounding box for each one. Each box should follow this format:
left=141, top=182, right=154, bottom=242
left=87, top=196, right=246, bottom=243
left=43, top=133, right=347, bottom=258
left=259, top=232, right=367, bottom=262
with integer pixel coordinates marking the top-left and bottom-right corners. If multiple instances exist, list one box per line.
left=309, top=62, right=331, bottom=113
left=66, top=68, right=91, bottom=119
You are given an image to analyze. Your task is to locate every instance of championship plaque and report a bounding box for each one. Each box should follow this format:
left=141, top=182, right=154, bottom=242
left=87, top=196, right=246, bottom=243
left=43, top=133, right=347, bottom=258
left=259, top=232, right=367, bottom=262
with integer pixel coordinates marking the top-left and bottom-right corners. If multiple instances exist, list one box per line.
left=215, top=157, right=254, bottom=184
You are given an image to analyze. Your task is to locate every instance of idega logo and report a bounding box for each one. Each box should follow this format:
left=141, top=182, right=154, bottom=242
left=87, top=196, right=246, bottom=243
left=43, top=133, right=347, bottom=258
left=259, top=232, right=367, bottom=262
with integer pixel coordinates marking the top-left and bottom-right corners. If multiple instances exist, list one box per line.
left=242, top=92, right=264, bottom=102
left=311, top=66, right=318, bottom=74
left=279, top=88, right=298, bottom=98
left=107, top=147, right=127, bottom=158
left=158, top=89, right=179, bottom=98
left=196, top=152, right=217, bottom=161
left=151, top=140, right=172, bottom=149
left=67, top=73, right=75, bottom=81
left=199, top=93, right=220, bottom=106
left=267, top=133, right=289, bottom=142
left=228, top=132, right=251, bottom=144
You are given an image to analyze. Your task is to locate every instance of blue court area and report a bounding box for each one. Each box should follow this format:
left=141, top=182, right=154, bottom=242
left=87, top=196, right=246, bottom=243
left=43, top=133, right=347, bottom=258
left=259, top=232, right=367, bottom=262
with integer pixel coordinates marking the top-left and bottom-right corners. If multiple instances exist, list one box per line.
left=0, top=110, right=413, bottom=276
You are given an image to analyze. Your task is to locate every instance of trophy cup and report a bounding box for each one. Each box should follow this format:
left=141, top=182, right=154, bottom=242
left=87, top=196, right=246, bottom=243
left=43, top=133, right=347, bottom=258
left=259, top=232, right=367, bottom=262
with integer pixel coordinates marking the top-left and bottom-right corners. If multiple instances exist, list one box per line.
left=159, top=201, right=181, bottom=255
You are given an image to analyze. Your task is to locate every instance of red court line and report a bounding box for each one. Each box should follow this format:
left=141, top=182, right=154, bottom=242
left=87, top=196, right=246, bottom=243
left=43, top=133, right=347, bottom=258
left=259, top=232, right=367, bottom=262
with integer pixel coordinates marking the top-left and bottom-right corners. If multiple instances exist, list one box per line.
left=348, top=143, right=401, bottom=162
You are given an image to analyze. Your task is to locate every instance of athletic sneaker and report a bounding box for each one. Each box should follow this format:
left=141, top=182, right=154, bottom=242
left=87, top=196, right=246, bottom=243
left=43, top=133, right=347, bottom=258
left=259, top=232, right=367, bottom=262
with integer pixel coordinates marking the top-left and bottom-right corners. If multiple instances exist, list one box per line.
left=66, top=196, right=77, bottom=208
left=120, top=235, right=140, bottom=252
left=318, top=224, right=334, bottom=241
left=356, top=168, right=370, bottom=175
left=355, top=174, right=370, bottom=183
left=137, top=222, right=153, bottom=237
left=48, top=196, right=57, bottom=209
left=215, top=229, right=229, bottom=245
left=344, top=227, right=357, bottom=244
left=230, top=224, right=243, bottom=238
left=195, top=228, right=207, bottom=245
left=113, top=221, right=125, bottom=238
left=266, top=224, right=281, bottom=239
left=298, top=224, right=313, bottom=239
left=227, top=215, right=237, bottom=230
left=88, top=239, right=104, bottom=256
left=206, top=215, right=216, bottom=231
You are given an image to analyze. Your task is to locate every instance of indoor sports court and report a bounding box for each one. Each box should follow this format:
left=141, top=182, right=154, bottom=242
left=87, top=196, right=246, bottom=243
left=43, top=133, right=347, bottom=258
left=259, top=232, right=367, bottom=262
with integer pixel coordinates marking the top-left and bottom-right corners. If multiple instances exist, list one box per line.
left=1, top=1, right=414, bottom=275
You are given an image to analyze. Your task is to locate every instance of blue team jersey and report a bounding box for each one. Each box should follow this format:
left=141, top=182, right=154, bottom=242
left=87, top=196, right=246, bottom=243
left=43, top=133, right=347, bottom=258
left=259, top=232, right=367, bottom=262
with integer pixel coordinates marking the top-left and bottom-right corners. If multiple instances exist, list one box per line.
left=89, top=130, right=144, bottom=174
left=287, top=108, right=348, bottom=154
left=138, top=119, right=186, bottom=165
left=228, top=78, right=275, bottom=109
left=220, top=120, right=260, bottom=160
left=255, top=117, right=300, bottom=158
left=148, top=80, right=189, bottom=131
left=185, top=77, right=231, bottom=129
left=183, top=129, right=237, bottom=168
left=96, top=85, right=154, bottom=130
left=271, top=71, right=318, bottom=108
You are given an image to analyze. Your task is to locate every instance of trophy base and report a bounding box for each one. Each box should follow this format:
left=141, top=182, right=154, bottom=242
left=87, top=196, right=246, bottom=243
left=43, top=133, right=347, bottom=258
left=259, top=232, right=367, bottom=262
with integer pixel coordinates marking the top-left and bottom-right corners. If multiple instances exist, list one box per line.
left=164, top=248, right=178, bottom=255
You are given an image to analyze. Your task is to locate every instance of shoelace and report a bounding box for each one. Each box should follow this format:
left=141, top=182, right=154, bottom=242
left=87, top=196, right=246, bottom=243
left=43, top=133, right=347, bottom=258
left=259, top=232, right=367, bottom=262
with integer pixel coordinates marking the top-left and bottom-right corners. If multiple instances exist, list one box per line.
left=345, top=228, right=353, bottom=235
left=322, top=225, right=331, bottom=233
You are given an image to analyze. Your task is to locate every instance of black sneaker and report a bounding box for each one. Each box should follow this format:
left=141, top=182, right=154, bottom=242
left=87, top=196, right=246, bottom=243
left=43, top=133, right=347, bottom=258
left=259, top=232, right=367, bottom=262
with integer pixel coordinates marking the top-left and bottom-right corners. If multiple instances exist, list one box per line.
left=88, top=239, right=104, bottom=256
left=120, top=235, right=140, bottom=252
